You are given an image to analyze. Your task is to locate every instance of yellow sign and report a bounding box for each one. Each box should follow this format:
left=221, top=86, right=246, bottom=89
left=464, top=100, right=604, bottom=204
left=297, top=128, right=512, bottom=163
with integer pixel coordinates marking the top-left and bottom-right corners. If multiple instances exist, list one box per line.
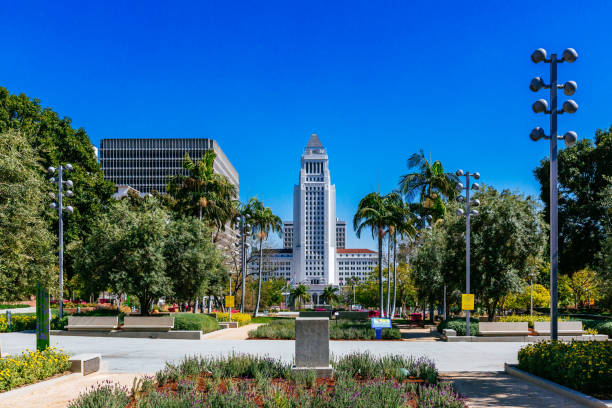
left=225, top=296, right=235, bottom=308
left=462, top=294, right=474, bottom=311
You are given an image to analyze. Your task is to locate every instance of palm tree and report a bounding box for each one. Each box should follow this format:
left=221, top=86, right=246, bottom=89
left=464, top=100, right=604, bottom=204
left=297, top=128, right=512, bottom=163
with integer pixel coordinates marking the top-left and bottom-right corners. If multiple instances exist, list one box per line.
left=398, top=150, right=457, bottom=219
left=291, top=284, right=309, bottom=309
left=167, top=151, right=238, bottom=239
left=354, top=192, right=392, bottom=317
left=320, top=285, right=339, bottom=306
left=247, top=198, right=282, bottom=317
left=345, top=276, right=359, bottom=307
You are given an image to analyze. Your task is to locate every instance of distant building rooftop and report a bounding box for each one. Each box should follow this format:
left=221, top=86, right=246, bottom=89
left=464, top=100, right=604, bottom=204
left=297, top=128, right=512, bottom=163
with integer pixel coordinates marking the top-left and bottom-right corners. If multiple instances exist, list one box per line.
left=337, top=248, right=376, bottom=254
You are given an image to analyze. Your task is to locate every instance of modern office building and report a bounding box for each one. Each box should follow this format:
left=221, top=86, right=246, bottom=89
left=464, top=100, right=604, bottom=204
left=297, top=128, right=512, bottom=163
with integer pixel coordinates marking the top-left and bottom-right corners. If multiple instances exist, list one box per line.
left=250, top=134, right=376, bottom=303
left=98, top=138, right=239, bottom=194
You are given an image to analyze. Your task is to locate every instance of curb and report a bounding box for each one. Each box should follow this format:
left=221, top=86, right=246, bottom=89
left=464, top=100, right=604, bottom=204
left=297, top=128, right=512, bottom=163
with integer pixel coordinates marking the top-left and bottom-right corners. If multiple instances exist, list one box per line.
left=504, top=363, right=612, bottom=408
left=0, top=373, right=80, bottom=401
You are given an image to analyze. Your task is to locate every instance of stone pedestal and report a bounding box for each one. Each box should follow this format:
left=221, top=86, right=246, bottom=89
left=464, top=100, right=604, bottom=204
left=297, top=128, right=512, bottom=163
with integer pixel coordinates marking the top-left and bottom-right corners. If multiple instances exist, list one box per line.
left=69, top=353, right=101, bottom=375
left=292, top=317, right=333, bottom=378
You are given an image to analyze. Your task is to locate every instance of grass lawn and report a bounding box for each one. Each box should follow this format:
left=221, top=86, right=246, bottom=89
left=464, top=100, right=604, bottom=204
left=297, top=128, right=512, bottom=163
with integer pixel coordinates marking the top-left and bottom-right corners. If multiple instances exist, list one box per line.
left=0, top=304, right=30, bottom=310
left=248, top=319, right=401, bottom=340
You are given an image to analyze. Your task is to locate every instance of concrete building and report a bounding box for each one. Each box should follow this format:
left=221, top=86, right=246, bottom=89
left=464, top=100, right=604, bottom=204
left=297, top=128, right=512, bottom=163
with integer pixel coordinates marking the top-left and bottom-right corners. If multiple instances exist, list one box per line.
left=98, top=138, right=238, bottom=194
left=336, top=249, right=377, bottom=285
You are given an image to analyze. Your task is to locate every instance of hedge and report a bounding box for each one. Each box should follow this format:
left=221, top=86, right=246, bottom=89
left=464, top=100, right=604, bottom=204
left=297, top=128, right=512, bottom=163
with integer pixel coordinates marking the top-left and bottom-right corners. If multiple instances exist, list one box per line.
left=437, top=317, right=479, bottom=336
left=215, top=312, right=252, bottom=326
left=248, top=319, right=401, bottom=340
left=173, top=313, right=219, bottom=333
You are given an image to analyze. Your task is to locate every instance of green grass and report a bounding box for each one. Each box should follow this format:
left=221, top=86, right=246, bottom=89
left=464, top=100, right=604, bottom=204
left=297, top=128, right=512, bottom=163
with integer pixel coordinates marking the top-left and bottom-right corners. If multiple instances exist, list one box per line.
left=173, top=313, right=219, bottom=333
left=250, top=316, right=289, bottom=324
left=248, top=319, right=401, bottom=340
left=0, top=304, right=29, bottom=310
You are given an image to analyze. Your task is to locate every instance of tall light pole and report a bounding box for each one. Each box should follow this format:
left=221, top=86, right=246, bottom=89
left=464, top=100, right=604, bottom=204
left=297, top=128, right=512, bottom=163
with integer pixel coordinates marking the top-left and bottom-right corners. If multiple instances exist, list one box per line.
left=236, top=214, right=251, bottom=313
left=48, top=164, right=75, bottom=319
left=455, top=169, right=481, bottom=337
left=529, top=47, right=578, bottom=340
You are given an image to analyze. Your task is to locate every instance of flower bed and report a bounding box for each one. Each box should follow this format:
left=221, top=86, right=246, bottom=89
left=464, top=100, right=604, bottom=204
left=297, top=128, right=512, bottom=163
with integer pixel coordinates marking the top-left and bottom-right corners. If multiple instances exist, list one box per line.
left=67, top=353, right=467, bottom=408
left=577, top=319, right=612, bottom=337
left=0, top=347, right=71, bottom=392
left=248, top=319, right=401, bottom=340
left=0, top=314, right=37, bottom=332
left=498, top=315, right=569, bottom=328
left=518, top=340, right=612, bottom=399
left=215, top=312, right=252, bottom=326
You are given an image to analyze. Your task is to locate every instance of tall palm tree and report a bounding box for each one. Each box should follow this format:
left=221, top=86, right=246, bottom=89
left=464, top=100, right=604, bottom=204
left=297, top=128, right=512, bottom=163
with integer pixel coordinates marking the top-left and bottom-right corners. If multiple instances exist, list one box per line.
left=290, top=284, right=309, bottom=309
left=320, top=285, right=339, bottom=305
left=167, top=151, right=238, bottom=239
left=247, top=198, right=282, bottom=317
left=354, top=192, right=392, bottom=317
left=398, top=150, right=457, bottom=219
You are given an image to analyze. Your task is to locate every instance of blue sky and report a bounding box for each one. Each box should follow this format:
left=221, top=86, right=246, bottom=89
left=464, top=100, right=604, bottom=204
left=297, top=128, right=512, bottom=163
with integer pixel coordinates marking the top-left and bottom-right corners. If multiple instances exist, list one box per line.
left=2, top=1, right=611, bottom=250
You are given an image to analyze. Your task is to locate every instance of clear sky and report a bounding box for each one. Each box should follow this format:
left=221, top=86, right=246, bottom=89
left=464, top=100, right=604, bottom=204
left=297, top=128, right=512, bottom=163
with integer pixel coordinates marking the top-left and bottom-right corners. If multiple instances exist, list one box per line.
left=2, top=1, right=611, bottom=250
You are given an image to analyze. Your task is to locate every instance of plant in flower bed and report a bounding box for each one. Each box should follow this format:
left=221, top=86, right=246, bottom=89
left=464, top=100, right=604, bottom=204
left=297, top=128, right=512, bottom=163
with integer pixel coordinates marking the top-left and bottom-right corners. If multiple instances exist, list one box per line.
left=173, top=313, right=219, bottom=333
left=0, top=314, right=37, bottom=332
left=518, top=340, right=612, bottom=399
left=215, top=312, right=252, bottom=326
left=67, top=353, right=466, bottom=408
left=248, top=319, right=401, bottom=340
left=68, top=380, right=130, bottom=408
left=498, top=314, right=569, bottom=328
left=578, top=319, right=612, bottom=337
left=0, top=347, right=71, bottom=392
left=436, top=317, right=478, bottom=336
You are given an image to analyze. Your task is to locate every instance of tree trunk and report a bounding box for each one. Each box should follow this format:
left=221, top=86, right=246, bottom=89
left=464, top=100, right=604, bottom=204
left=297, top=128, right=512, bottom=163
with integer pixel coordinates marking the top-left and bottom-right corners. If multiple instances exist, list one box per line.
left=253, top=238, right=263, bottom=317
left=377, top=231, right=384, bottom=317
left=391, top=233, right=398, bottom=318
left=429, top=303, right=434, bottom=323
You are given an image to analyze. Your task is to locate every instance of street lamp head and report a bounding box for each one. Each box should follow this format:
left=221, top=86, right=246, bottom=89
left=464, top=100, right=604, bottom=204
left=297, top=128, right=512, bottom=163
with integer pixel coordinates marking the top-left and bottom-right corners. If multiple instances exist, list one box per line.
left=65, top=206, right=74, bottom=214
left=530, top=127, right=546, bottom=141
left=562, top=48, right=578, bottom=63
left=562, top=100, right=578, bottom=114
left=471, top=199, right=480, bottom=206
left=531, top=48, right=547, bottom=63
left=470, top=209, right=479, bottom=216
left=47, top=166, right=56, bottom=174
left=49, top=177, right=56, bottom=183
left=425, top=225, right=432, bottom=230
left=456, top=208, right=465, bottom=216
left=457, top=195, right=465, bottom=202
left=563, top=81, right=577, bottom=96
left=473, top=172, right=480, bottom=180
left=456, top=182, right=464, bottom=191
left=563, top=131, right=578, bottom=147
left=415, top=215, right=422, bottom=221
left=471, top=182, right=481, bottom=190
left=532, top=99, right=549, bottom=114
left=245, top=214, right=251, bottom=219
left=456, top=169, right=464, bottom=177
left=64, top=163, right=73, bottom=171
left=65, top=180, right=73, bottom=188
left=49, top=202, right=57, bottom=209
left=529, top=77, right=546, bottom=92
left=65, top=190, right=74, bottom=197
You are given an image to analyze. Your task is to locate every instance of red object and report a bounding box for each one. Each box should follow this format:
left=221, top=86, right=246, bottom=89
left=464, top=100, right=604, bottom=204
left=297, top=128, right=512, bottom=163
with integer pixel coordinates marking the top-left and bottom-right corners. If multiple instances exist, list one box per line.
left=410, top=313, right=422, bottom=322
left=315, top=307, right=326, bottom=312
left=368, top=310, right=380, bottom=317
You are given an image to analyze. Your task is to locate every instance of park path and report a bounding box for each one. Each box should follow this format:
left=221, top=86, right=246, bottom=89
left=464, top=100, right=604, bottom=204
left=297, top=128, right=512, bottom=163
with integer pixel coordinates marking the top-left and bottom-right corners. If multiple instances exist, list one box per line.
left=202, top=323, right=263, bottom=340
left=0, top=372, right=141, bottom=408
left=442, top=372, right=583, bottom=407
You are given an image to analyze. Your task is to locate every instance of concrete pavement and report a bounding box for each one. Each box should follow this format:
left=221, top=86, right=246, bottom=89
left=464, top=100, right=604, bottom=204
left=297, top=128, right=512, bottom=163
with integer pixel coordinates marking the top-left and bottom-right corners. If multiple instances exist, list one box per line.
left=0, top=332, right=522, bottom=373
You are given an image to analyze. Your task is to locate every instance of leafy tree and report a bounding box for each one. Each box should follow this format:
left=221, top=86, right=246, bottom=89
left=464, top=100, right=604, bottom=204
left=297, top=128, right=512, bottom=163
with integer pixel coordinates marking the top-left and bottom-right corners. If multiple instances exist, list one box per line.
left=506, top=283, right=550, bottom=310
left=75, top=198, right=172, bottom=315
left=566, top=268, right=600, bottom=309
left=399, top=150, right=458, bottom=219
left=290, top=284, right=310, bottom=309
left=320, top=286, right=340, bottom=305
left=259, top=279, right=286, bottom=308
left=164, top=217, right=227, bottom=305
left=0, top=87, right=116, bottom=298
left=0, top=130, right=56, bottom=300
left=534, top=127, right=612, bottom=275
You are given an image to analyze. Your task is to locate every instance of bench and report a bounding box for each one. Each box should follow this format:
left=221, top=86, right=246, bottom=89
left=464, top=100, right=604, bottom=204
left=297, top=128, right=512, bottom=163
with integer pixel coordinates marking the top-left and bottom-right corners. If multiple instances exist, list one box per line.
left=337, top=311, right=369, bottom=321
left=69, top=353, right=101, bottom=375
left=66, top=316, right=118, bottom=331
left=533, top=321, right=583, bottom=336
left=122, top=316, right=174, bottom=331
left=219, top=321, right=239, bottom=329
left=299, top=311, right=332, bottom=319
left=478, top=322, right=529, bottom=336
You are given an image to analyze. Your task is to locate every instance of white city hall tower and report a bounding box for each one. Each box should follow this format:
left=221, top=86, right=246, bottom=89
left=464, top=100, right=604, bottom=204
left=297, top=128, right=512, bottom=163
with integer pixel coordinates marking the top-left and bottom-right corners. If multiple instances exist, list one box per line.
left=292, top=134, right=337, bottom=287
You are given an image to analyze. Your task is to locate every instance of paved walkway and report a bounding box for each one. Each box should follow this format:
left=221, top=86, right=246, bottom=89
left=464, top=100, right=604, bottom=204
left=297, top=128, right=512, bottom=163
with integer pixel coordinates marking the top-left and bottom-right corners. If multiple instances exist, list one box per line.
left=1, top=307, right=36, bottom=315
left=202, top=323, right=262, bottom=340
left=443, top=372, right=583, bottom=407
left=0, top=372, right=140, bottom=408
left=0, top=332, right=522, bottom=373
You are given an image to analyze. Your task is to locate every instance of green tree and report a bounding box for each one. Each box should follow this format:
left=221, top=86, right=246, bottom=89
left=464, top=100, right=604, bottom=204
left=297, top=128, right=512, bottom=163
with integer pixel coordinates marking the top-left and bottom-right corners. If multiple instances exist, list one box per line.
left=260, top=279, right=286, bottom=308
left=75, top=198, right=172, bottom=315
left=0, top=87, right=116, bottom=298
left=320, top=285, right=340, bottom=305
left=354, top=192, right=391, bottom=317
left=0, top=130, right=56, bottom=300
left=566, top=268, right=600, bottom=309
left=534, top=127, right=612, bottom=275
left=506, top=283, right=550, bottom=310
left=290, top=284, right=310, bottom=309
left=399, top=150, right=458, bottom=219
left=246, top=197, right=282, bottom=316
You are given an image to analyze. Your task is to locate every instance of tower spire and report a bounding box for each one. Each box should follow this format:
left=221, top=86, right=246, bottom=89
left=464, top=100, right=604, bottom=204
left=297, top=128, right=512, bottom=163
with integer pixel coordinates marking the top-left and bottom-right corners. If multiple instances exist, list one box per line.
left=306, top=133, right=323, bottom=148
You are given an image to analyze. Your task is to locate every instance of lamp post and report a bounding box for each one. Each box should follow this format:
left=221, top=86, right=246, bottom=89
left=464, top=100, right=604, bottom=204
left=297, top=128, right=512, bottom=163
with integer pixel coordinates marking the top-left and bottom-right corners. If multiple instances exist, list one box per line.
left=455, top=169, right=481, bottom=337
left=529, top=47, right=578, bottom=340
left=235, top=214, right=251, bottom=313
left=48, top=164, right=75, bottom=319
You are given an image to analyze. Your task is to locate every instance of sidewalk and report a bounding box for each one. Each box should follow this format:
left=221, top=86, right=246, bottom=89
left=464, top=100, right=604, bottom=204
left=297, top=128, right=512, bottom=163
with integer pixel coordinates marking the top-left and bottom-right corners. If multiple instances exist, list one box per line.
left=442, top=372, right=583, bottom=407
left=202, top=323, right=263, bottom=340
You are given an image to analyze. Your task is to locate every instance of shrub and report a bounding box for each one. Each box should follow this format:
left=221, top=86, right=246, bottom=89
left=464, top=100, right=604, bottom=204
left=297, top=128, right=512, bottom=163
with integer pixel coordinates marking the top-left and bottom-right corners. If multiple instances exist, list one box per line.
left=498, top=314, right=569, bottom=328
left=0, top=347, right=71, bottom=392
left=578, top=319, right=612, bottom=337
left=0, top=315, right=37, bottom=332
left=332, top=352, right=438, bottom=383
left=173, top=313, right=219, bottom=333
left=0, top=304, right=29, bottom=310
left=248, top=319, right=402, bottom=340
left=437, top=317, right=478, bottom=336
left=216, top=312, right=252, bottom=326
left=67, top=380, right=129, bottom=408
left=518, top=341, right=612, bottom=398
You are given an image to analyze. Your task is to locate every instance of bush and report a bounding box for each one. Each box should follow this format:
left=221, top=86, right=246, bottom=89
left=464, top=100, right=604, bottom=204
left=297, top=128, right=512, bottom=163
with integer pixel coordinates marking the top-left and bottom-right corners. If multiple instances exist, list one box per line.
left=437, top=317, right=478, bottom=336
left=0, top=304, right=29, bottom=310
left=0, top=315, right=36, bottom=332
left=67, top=381, right=129, bottom=408
left=333, top=352, right=438, bottom=383
left=0, top=347, right=71, bottom=392
left=518, top=341, right=612, bottom=398
left=173, top=313, right=219, bottom=333
left=498, top=315, right=569, bottom=328
left=216, top=312, right=252, bottom=326
left=248, top=319, right=401, bottom=340
left=578, top=319, right=612, bottom=337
